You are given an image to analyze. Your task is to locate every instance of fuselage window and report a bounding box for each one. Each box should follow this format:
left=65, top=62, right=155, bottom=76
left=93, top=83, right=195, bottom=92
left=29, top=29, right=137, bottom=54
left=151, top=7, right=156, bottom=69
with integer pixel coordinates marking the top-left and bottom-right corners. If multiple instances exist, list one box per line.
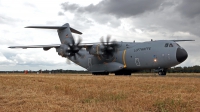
left=169, top=43, right=173, bottom=47
left=165, top=43, right=168, bottom=47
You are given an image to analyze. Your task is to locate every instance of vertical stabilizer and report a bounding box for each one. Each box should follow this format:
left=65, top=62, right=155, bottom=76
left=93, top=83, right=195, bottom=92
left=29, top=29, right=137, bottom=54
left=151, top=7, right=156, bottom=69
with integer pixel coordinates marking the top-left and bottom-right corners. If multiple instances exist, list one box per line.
left=57, top=23, right=73, bottom=44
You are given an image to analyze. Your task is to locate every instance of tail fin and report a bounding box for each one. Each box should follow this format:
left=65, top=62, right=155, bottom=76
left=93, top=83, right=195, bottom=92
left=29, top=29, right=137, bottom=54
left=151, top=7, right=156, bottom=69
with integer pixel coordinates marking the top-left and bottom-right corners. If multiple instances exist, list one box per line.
left=25, top=23, right=82, bottom=44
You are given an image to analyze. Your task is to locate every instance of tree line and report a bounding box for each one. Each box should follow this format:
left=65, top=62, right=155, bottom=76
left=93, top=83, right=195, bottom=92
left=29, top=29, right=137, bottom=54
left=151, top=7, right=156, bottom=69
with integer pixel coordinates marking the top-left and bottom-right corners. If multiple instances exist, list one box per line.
left=142, top=65, right=200, bottom=73
left=168, top=65, right=200, bottom=73
left=1, top=65, right=200, bottom=73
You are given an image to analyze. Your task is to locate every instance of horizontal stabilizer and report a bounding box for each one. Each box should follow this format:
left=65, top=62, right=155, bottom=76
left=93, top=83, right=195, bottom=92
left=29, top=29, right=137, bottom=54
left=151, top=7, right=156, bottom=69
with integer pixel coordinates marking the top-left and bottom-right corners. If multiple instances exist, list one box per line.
left=25, top=26, right=82, bottom=34
left=25, top=26, right=67, bottom=29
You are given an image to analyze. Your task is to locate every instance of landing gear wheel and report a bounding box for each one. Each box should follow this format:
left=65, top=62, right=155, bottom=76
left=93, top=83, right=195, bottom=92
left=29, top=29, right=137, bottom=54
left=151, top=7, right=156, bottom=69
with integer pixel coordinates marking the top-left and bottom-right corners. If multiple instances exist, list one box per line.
left=115, top=72, right=121, bottom=75
left=115, top=71, right=131, bottom=75
left=92, top=72, right=109, bottom=75
left=158, top=71, right=162, bottom=75
left=104, top=72, right=109, bottom=75
left=162, top=71, right=166, bottom=75
left=115, top=72, right=123, bottom=75
left=158, top=71, right=166, bottom=76
left=124, top=72, right=131, bottom=75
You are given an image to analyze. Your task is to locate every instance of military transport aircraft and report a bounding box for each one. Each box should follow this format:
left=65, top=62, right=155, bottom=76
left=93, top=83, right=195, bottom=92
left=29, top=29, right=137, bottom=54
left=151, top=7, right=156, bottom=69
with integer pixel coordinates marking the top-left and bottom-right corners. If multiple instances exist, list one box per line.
left=9, top=23, right=194, bottom=75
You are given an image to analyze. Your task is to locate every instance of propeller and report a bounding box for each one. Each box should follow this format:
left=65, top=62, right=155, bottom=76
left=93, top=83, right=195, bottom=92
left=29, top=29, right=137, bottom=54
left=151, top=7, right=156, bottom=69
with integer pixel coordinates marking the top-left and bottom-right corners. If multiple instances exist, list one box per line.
left=65, top=37, right=82, bottom=57
left=100, top=35, right=118, bottom=59
left=58, top=36, right=84, bottom=64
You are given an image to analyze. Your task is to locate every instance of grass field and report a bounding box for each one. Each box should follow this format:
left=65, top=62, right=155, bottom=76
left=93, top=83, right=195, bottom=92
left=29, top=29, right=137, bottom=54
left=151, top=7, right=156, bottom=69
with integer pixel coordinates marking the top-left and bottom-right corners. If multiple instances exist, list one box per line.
left=0, top=73, right=200, bottom=112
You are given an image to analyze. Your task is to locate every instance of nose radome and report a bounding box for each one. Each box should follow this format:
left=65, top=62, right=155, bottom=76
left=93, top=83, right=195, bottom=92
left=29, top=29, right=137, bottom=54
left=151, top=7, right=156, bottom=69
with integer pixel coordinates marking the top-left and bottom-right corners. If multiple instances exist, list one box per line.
left=176, top=48, right=188, bottom=63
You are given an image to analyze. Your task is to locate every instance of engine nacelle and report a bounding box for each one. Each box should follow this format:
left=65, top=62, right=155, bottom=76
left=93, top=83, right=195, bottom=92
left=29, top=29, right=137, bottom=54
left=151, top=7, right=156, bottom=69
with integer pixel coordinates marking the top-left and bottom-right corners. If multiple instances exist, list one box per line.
left=56, top=44, right=70, bottom=57
left=43, top=47, right=51, bottom=51
left=87, top=45, right=103, bottom=55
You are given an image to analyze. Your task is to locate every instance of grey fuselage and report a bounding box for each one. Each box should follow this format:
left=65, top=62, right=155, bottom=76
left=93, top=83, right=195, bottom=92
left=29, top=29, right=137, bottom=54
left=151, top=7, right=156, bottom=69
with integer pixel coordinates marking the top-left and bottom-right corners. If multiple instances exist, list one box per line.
left=70, top=40, right=187, bottom=73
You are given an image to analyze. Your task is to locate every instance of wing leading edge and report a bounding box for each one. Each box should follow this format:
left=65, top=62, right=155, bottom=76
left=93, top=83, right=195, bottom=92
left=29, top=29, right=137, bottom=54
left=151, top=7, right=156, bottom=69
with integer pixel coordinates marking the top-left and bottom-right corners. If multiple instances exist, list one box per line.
left=171, top=40, right=195, bottom=42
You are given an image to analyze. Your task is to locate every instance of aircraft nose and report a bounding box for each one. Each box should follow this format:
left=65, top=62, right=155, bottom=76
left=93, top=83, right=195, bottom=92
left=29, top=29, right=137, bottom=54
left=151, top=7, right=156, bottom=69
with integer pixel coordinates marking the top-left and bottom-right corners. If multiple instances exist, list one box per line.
left=176, top=48, right=188, bottom=63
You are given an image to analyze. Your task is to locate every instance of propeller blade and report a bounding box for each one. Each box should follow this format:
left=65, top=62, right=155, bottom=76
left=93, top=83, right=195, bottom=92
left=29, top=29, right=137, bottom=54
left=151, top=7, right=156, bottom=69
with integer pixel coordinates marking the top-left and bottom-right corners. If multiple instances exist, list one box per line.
left=71, top=35, right=75, bottom=46
left=66, top=43, right=71, bottom=48
left=66, top=57, right=71, bottom=64
left=111, top=40, right=118, bottom=47
left=106, top=35, right=111, bottom=46
left=74, top=54, right=77, bottom=60
left=100, top=37, right=106, bottom=46
left=67, top=59, right=71, bottom=64
left=76, top=37, right=82, bottom=46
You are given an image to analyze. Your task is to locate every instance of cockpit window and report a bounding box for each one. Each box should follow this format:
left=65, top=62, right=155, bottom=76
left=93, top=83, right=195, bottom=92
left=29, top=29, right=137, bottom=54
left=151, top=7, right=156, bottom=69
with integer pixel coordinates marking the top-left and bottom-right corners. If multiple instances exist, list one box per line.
left=169, top=43, right=173, bottom=47
left=165, top=43, right=169, bottom=47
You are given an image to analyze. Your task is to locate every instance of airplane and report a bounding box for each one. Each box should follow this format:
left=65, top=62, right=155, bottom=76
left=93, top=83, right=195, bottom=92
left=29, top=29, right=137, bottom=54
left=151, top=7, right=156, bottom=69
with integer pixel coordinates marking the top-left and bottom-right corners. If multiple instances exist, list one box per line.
left=9, top=23, right=194, bottom=75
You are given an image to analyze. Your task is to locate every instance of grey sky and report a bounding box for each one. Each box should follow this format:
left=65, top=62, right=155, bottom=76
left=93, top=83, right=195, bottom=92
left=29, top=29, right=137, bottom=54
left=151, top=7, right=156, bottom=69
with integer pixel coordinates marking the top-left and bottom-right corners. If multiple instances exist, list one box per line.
left=61, top=0, right=162, bottom=18
left=61, top=0, right=200, bottom=37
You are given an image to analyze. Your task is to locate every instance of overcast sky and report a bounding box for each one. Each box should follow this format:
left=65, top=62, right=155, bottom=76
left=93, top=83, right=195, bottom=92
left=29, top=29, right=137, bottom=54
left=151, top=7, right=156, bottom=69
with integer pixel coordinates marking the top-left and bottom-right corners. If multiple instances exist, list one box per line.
left=0, top=0, right=200, bottom=71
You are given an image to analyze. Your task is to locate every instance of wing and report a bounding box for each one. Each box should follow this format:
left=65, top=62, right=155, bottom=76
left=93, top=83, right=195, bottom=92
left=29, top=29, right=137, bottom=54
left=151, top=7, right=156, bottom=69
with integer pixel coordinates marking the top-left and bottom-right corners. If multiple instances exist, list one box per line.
left=8, top=44, right=93, bottom=50
left=171, top=40, right=195, bottom=42
left=8, top=44, right=60, bottom=49
left=8, top=44, right=61, bottom=51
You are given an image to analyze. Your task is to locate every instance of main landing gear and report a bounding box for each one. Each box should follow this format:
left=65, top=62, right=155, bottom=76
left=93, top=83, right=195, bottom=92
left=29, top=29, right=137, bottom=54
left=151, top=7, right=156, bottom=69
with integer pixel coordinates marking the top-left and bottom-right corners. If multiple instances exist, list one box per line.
left=158, top=69, right=167, bottom=76
left=114, top=71, right=132, bottom=75
left=92, top=72, right=109, bottom=75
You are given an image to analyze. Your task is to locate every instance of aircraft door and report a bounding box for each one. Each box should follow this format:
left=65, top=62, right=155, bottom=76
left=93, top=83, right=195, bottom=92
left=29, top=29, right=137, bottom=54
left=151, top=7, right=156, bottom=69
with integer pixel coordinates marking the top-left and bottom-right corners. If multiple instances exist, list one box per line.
left=88, top=58, right=92, bottom=68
